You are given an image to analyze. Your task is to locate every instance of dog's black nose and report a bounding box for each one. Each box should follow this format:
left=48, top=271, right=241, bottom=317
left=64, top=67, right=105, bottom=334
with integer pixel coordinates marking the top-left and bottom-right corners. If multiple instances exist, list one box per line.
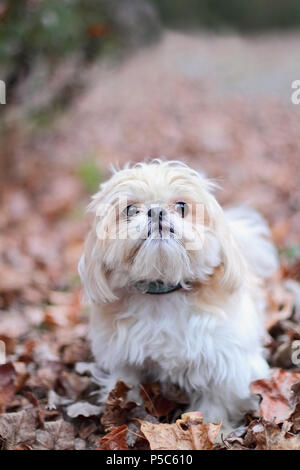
left=147, top=206, right=166, bottom=234
left=147, top=207, right=165, bottom=220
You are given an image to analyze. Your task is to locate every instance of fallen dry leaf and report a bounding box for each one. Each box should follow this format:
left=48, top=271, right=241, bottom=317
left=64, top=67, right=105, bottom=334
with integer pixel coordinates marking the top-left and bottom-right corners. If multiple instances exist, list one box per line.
left=140, top=411, right=221, bottom=450
left=126, top=404, right=158, bottom=449
left=33, top=420, right=76, bottom=450
left=66, top=401, right=102, bottom=418
left=13, top=362, right=29, bottom=392
left=0, top=409, right=38, bottom=450
left=0, top=363, right=16, bottom=412
left=101, top=380, right=136, bottom=430
left=244, top=420, right=300, bottom=450
left=251, top=368, right=300, bottom=423
left=61, top=338, right=90, bottom=365
left=284, top=279, right=300, bottom=323
left=38, top=177, right=81, bottom=220
left=288, top=381, right=300, bottom=432
left=265, top=283, right=294, bottom=330
left=140, top=383, right=178, bottom=419
left=96, top=424, right=128, bottom=450
left=56, top=369, right=89, bottom=400
left=0, top=264, right=29, bottom=293
left=79, top=421, right=98, bottom=440
left=0, top=336, right=16, bottom=355
left=283, top=260, right=300, bottom=282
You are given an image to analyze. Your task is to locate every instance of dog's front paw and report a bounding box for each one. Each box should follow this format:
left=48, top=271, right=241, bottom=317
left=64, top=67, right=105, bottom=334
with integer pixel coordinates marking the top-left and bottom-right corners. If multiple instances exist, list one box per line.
left=127, top=386, right=143, bottom=405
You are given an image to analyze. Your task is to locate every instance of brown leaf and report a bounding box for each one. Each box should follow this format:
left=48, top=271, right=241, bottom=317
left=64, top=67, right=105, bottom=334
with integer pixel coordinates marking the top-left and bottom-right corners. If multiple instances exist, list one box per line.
left=222, top=425, right=248, bottom=449
left=33, top=420, right=75, bottom=450
left=140, top=412, right=221, bottom=450
left=79, top=421, right=98, bottom=440
left=126, top=420, right=149, bottom=450
left=44, top=291, right=82, bottom=328
left=61, top=338, right=90, bottom=365
left=140, top=383, right=178, bottom=418
left=13, top=362, right=29, bottom=392
left=282, top=260, right=300, bottom=282
left=126, top=404, right=158, bottom=449
left=271, top=220, right=291, bottom=246
left=0, top=264, right=29, bottom=293
left=27, top=362, right=62, bottom=392
left=96, top=425, right=128, bottom=450
left=289, top=381, right=300, bottom=432
left=38, top=177, right=81, bottom=220
left=0, top=363, right=16, bottom=412
left=44, top=306, right=73, bottom=328
left=56, top=370, right=89, bottom=400
left=244, top=420, right=300, bottom=450
left=0, top=335, right=16, bottom=355
left=0, top=409, right=38, bottom=450
left=101, top=380, right=136, bottom=430
left=0, top=311, right=30, bottom=339
left=265, top=283, right=294, bottom=330
left=251, top=368, right=300, bottom=423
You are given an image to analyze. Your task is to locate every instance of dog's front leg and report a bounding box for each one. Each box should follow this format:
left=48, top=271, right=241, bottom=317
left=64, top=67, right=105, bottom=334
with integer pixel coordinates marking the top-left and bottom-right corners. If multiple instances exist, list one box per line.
left=188, top=386, right=259, bottom=434
left=92, top=363, right=143, bottom=406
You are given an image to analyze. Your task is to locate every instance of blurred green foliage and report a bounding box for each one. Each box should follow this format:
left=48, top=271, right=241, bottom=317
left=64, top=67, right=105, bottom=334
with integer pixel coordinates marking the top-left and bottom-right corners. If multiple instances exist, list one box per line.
left=0, top=0, right=159, bottom=108
left=0, top=0, right=114, bottom=82
left=77, top=158, right=104, bottom=193
left=279, top=245, right=300, bottom=262
left=153, top=0, right=300, bottom=31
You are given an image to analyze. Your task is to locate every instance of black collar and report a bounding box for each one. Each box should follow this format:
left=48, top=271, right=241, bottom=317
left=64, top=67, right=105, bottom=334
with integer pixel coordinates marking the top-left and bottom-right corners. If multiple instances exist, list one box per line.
left=134, top=280, right=182, bottom=295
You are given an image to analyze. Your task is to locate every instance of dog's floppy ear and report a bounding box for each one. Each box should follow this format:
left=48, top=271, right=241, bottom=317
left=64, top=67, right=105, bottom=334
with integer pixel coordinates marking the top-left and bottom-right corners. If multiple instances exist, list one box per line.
left=195, top=175, right=247, bottom=293
left=78, top=225, right=118, bottom=303
left=202, top=188, right=247, bottom=293
left=215, top=215, right=247, bottom=292
left=79, top=176, right=120, bottom=303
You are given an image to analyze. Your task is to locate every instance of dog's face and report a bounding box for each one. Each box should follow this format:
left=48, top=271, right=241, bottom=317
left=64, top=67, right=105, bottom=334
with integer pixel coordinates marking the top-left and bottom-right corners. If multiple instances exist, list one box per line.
left=79, top=161, right=245, bottom=303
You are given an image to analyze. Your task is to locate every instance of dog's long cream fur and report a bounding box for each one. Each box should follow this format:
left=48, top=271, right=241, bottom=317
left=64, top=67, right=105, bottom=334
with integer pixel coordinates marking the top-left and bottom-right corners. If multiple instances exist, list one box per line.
left=79, top=160, right=278, bottom=427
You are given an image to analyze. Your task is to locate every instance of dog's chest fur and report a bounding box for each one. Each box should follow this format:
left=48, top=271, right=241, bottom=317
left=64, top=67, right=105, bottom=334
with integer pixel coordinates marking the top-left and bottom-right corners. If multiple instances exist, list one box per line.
left=90, top=290, right=255, bottom=392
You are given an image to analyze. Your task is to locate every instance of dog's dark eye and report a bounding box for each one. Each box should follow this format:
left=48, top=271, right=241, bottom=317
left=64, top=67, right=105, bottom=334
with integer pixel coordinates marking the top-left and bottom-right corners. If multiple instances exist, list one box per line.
left=125, top=204, right=139, bottom=217
left=174, top=202, right=188, bottom=218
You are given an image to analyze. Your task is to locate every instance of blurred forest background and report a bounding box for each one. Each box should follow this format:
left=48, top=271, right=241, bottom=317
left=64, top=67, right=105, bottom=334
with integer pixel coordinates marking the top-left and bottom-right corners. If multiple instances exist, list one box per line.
left=1, top=0, right=300, bottom=450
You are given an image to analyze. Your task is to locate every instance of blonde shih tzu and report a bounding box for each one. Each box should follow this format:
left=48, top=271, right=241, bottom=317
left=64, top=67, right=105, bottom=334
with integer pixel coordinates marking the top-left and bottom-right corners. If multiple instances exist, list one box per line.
left=79, top=159, right=278, bottom=429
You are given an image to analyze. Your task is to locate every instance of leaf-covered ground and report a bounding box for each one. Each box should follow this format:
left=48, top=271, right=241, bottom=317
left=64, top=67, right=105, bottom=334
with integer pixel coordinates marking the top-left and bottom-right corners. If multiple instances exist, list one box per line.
left=0, top=32, right=300, bottom=450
